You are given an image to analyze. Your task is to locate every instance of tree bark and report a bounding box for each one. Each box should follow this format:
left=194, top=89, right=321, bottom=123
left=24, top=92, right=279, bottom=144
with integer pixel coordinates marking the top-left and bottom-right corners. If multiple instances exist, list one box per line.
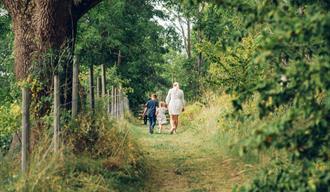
left=2, top=0, right=102, bottom=152
left=187, top=18, right=192, bottom=59
left=3, top=0, right=102, bottom=111
left=117, top=50, right=122, bottom=66
left=101, top=64, right=106, bottom=97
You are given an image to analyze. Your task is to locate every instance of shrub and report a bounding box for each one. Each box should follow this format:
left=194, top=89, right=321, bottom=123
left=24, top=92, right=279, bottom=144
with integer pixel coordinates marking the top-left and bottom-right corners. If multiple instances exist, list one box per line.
left=0, top=102, right=21, bottom=152
left=0, top=112, right=146, bottom=191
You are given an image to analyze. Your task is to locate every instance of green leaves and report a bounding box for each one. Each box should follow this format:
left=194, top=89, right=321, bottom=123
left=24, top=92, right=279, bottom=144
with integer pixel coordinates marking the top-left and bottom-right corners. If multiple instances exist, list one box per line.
left=76, top=0, right=171, bottom=109
left=180, top=0, right=330, bottom=190
left=0, top=102, right=21, bottom=152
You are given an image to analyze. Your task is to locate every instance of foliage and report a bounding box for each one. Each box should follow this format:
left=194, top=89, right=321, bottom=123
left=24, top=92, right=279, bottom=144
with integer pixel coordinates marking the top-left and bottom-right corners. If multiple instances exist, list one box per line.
left=76, top=0, right=173, bottom=111
left=0, top=10, right=16, bottom=105
left=0, top=102, right=20, bottom=152
left=0, top=113, right=146, bottom=192
left=1, top=0, right=330, bottom=190
left=204, top=31, right=266, bottom=96
left=237, top=162, right=330, bottom=192
left=183, top=0, right=330, bottom=191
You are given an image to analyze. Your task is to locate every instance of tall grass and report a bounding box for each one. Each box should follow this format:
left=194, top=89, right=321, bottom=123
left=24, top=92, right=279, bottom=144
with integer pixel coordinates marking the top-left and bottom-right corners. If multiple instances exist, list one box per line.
left=180, top=93, right=285, bottom=165
left=0, top=112, right=146, bottom=192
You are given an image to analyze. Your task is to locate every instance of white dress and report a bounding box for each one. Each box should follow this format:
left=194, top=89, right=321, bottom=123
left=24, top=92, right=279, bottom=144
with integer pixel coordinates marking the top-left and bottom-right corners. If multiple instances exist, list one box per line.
left=157, top=107, right=167, bottom=125
left=166, top=88, right=185, bottom=115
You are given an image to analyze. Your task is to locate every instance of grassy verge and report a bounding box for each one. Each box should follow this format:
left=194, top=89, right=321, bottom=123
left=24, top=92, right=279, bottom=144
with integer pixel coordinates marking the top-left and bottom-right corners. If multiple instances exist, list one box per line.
left=0, top=112, right=146, bottom=192
left=177, top=94, right=287, bottom=189
left=125, top=93, right=286, bottom=191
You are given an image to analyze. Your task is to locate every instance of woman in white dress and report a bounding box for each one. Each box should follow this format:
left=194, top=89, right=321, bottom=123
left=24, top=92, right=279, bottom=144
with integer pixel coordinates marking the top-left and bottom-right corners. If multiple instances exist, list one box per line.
left=166, top=82, right=185, bottom=134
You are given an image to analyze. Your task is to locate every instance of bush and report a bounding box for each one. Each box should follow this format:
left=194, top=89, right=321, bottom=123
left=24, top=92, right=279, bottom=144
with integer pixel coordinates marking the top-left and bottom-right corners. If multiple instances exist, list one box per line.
left=237, top=161, right=330, bottom=192
left=0, top=102, right=21, bottom=152
left=0, top=112, right=146, bottom=192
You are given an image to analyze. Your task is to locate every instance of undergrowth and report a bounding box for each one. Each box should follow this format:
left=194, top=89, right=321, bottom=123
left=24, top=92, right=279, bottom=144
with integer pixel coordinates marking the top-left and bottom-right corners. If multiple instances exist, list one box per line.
left=179, top=93, right=288, bottom=184
left=0, top=112, right=146, bottom=192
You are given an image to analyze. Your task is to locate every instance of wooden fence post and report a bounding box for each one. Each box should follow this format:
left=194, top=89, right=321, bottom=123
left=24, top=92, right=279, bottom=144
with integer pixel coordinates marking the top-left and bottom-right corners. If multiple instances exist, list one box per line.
left=111, top=86, right=115, bottom=117
left=107, top=90, right=111, bottom=115
left=72, top=56, right=79, bottom=119
left=21, top=87, right=31, bottom=174
left=101, top=64, right=106, bottom=98
left=117, top=88, right=120, bottom=118
left=119, top=87, right=124, bottom=118
left=89, top=65, right=95, bottom=113
left=125, top=97, right=129, bottom=113
left=114, top=88, right=118, bottom=118
left=54, top=75, right=60, bottom=152
left=96, top=76, right=101, bottom=98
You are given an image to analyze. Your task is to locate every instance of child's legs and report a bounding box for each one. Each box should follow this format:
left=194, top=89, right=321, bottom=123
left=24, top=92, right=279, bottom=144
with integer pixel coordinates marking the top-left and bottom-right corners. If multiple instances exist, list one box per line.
left=144, top=115, right=148, bottom=125
left=151, top=115, right=156, bottom=129
left=158, top=123, right=163, bottom=132
left=149, top=115, right=155, bottom=133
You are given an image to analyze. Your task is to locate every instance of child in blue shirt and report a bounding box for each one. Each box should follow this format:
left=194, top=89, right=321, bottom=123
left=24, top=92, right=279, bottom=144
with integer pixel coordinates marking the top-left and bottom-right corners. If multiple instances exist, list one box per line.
left=143, top=94, right=159, bottom=134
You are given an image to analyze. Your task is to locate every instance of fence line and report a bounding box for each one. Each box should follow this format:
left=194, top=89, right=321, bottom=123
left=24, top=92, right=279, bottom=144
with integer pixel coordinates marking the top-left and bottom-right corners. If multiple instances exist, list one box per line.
left=20, top=63, right=130, bottom=176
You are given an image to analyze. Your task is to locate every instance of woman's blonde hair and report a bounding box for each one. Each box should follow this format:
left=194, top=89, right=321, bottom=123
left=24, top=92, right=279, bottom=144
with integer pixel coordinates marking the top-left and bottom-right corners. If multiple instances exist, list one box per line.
left=173, top=82, right=179, bottom=88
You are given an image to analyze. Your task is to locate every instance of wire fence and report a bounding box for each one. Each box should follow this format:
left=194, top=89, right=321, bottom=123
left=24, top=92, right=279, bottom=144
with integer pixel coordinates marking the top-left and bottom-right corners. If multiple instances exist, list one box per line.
left=20, top=63, right=129, bottom=174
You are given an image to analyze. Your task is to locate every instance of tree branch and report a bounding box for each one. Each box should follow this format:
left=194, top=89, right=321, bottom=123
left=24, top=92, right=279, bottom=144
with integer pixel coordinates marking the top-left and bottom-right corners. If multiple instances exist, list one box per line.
left=73, top=0, right=103, bottom=20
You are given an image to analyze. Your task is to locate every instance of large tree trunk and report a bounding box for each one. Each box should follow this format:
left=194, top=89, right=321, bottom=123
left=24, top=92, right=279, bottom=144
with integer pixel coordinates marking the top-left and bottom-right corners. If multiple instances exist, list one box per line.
left=3, top=0, right=102, bottom=147
left=3, top=0, right=101, bottom=109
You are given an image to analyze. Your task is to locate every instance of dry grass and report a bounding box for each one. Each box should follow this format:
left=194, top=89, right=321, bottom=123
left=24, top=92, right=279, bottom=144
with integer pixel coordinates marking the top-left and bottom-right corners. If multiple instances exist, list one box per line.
left=0, top=113, right=146, bottom=192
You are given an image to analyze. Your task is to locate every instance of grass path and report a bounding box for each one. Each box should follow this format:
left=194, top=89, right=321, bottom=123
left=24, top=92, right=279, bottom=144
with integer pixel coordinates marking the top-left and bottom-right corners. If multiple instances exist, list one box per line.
left=131, top=122, right=251, bottom=192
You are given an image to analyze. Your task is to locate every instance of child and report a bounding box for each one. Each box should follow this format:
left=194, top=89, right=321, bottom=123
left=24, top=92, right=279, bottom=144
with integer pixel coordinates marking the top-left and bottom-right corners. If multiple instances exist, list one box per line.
left=143, top=94, right=158, bottom=134
left=156, top=102, right=168, bottom=133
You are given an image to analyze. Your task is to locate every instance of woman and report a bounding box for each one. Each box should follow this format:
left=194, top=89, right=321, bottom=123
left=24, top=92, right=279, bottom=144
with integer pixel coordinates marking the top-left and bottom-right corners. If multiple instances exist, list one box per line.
left=166, top=82, right=185, bottom=134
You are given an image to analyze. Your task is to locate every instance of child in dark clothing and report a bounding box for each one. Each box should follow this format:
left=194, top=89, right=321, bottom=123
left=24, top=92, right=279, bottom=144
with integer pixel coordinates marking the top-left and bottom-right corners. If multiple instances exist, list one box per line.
left=143, top=94, right=159, bottom=134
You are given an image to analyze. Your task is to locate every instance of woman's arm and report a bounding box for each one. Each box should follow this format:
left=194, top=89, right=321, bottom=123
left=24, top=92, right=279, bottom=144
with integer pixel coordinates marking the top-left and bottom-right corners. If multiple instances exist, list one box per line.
left=181, top=91, right=185, bottom=111
left=166, top=89, right=171, bottom=105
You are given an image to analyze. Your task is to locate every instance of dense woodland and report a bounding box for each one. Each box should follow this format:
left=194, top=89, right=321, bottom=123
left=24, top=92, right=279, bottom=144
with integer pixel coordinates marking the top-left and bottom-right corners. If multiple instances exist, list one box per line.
left=0, top=0, right=330, bottom=191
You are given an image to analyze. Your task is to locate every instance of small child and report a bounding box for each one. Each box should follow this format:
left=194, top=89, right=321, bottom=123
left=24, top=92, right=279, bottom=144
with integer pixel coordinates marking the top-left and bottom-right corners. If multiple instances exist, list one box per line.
left=143, top=94, right=158, bottom=134
left=156, top=102, right=168, bottom=133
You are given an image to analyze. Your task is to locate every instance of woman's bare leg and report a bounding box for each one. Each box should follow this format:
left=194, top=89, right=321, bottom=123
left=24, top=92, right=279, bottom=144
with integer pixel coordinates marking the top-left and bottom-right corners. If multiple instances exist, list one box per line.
left=174, top=115, right=179, bottom=133
left=171, top=115, right=178, bottom=134
left=170, top=115, right=176, bottom=134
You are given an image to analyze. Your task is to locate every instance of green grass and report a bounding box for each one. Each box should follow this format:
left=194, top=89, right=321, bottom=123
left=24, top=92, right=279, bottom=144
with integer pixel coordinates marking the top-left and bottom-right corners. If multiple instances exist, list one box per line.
left=130, top=94, right=279, bottom=192
left=0, top=94, right=283, bottom=192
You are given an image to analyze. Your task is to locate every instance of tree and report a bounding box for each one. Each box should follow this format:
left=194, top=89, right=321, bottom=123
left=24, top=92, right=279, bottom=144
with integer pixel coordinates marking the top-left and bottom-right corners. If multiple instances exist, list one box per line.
left=187, top=0, right=330, bottom=190
left=2, top=0, right=102, bottom=112
left=0, top=8, right=15, bottom=104
left=76, top=0, right=171, bottom=111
